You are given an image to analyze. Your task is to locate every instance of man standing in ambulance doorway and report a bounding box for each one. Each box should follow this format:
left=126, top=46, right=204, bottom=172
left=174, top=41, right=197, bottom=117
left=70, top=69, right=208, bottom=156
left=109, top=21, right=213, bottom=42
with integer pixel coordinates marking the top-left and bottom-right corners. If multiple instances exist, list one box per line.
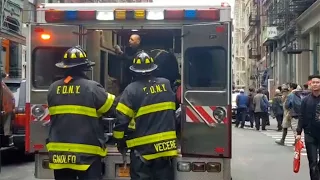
left=46, top=46, right=116, bottom=180
left=115, top=34, right=142, bottom=91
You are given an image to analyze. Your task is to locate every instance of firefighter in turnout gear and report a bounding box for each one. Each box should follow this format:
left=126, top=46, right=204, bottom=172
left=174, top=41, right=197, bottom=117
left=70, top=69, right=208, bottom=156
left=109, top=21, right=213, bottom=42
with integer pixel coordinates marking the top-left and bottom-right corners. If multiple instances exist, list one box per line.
left=47, top=46, right=116, bottom=180
left=113, top=51, right=178, bottom=180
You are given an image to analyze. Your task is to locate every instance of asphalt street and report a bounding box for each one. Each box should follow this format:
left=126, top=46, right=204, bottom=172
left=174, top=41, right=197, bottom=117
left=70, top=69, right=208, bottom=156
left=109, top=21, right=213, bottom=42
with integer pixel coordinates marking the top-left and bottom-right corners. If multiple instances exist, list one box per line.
left=0, top=123, right=311, bottom=180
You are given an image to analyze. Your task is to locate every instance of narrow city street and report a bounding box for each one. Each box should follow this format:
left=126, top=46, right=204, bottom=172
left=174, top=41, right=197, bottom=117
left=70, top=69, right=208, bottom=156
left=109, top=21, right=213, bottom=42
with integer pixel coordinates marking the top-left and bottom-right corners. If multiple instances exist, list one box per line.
left=0, top=120, right=310, bottom=180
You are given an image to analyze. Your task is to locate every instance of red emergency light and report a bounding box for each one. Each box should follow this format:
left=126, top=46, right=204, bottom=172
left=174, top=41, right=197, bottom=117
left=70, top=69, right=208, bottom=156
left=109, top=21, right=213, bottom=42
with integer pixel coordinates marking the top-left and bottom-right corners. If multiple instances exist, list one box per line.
left=45, top=10, right=96, bottom=23
left=164, top=9, right=220, bottom=21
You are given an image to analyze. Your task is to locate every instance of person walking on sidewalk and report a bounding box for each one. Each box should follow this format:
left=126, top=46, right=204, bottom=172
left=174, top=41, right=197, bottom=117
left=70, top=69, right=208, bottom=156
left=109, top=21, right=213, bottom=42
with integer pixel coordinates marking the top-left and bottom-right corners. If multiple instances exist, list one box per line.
left=253, top=88, right=270, bottom=131
left=235, top=89, right=249, bottom=128
left=276, top=83, right=300, bottom=145
left=271, top=89, right=283, bottom=131
left=248, top=87, right=256, bottom=128
left=296, top=75, right=320, bottom=180
left=284, top=83, right=302, bottom=145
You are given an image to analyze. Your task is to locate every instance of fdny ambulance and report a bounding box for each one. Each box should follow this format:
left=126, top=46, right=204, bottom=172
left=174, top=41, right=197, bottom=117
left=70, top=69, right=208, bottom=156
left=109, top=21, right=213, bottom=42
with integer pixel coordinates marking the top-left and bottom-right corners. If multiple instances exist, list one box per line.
left=25, top=1, right=232, bottom=179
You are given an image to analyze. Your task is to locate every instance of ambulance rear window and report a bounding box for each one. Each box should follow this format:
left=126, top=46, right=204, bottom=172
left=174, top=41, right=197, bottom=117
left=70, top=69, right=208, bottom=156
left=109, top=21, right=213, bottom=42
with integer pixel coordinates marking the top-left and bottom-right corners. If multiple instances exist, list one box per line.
left=185, top=46, right=227, bottom=89
left=32, top=47, right=69, bottom=89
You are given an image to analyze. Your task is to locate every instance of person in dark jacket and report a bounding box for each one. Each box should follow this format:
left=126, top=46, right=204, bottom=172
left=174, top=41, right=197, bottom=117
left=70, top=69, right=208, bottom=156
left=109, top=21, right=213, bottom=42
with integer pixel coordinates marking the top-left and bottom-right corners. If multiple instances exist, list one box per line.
left=47, top=46, right=116, bottom=180
left=115, top=34, right=142, bottom=91
left=271, top=89, right=283, bottom=131
left=248, top=87, right=256, bottom=128
left=253, top=88, right=270, bottom=130
left=113, top=52, right=177, bottom=180
left=297, top=74, right=320, bottom=180
left=235, top=89, right=249, bottom=128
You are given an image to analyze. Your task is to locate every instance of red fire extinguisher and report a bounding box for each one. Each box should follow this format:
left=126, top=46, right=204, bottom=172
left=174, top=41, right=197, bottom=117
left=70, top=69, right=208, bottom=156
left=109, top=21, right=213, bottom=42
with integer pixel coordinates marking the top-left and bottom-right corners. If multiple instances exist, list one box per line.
left=293, top=140, right=304, bottom=173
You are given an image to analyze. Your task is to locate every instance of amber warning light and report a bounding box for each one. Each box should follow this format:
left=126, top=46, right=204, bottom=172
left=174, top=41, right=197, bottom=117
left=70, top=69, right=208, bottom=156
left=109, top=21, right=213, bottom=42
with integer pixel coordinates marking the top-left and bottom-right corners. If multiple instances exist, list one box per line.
left=41, top=33, right=51, bottom=40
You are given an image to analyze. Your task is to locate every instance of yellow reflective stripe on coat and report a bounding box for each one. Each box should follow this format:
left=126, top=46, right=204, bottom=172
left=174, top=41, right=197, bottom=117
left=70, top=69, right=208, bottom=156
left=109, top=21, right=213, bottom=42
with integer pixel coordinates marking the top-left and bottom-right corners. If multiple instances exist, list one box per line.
left=116, top=103, right=135, bottom=118
left=49, top=105, right=98, bottom=118
left=135, top=102, right=176, bottom=118
left=142, top=149, right=178, bottom=160
left=97, top=93, right=115, bottom=114
left=126, top=131, right=177, bottom=148
left=46, top=142, right=107, bottom=156
left=49, top=163, right=90, bottom=171
left=128, top=118, right=136, bottom=130
left=113, top=131, right=124, bottom=139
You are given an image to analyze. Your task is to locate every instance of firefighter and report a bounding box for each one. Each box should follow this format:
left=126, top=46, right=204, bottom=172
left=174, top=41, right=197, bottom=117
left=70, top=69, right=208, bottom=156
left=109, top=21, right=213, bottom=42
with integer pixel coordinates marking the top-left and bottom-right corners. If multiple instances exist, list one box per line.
left=46, top=46, right=116, bottom=180
left=113, top=51, right=178, bottom=180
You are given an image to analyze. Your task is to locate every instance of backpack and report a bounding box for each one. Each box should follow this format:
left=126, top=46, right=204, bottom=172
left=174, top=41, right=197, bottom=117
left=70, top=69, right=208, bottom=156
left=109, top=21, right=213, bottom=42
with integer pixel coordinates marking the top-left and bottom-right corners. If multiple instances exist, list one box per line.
left=260, top=95, right=269, bottom=112
left=292, top=93, right=302, bottom=115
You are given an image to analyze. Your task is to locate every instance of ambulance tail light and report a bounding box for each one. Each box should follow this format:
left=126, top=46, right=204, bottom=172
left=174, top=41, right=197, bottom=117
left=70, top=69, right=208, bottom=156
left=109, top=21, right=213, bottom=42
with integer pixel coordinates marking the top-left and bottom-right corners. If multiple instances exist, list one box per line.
left=164, top=9, right=220, bottom=21
left=40, top=33, right=51, bottom=40
left=191, top=162, right=206, bottom=172
left=177, top=161, right=221, bottom=172
left=177, top=162, right=191, bottom=172
left=114, top=10, right=146, bottom=20
left=206, top=162, right=221, bottom=172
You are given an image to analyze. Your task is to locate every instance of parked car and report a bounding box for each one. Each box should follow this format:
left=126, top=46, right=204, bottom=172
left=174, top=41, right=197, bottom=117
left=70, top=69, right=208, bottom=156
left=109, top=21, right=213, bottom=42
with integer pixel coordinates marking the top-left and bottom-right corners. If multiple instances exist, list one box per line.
left=3, top=78, right=26, bottom=150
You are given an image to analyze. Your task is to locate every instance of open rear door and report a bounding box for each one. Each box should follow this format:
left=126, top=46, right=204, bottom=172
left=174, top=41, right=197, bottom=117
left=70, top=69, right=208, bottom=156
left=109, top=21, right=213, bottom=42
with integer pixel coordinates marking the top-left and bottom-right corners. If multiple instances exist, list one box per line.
left=181, top=23, right=232, bottom=158
left=25, top=24, right=80, bottom=153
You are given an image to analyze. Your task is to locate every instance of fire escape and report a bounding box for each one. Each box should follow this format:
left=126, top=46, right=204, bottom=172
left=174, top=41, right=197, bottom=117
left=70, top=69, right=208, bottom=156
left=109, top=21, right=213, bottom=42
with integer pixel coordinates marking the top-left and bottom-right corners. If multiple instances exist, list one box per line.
left=248, top=0, right=261, bottom=86
left=268, top=0, right=316, bottom=54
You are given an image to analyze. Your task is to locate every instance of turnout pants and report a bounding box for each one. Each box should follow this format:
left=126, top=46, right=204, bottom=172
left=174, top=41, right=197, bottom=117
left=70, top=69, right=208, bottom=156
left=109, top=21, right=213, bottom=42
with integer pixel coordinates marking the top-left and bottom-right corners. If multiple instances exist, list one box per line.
left=54, top=158, right=102, bottom=180
left=305, top=133, right=320, bottom=180
left=130, top=151, right=174, bottom=180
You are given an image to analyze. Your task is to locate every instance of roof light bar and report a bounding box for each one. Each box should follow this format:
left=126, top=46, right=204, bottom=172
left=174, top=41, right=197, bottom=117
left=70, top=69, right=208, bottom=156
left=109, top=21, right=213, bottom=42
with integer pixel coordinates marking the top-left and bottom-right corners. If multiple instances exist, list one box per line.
left=44, top=9, right=220, bottom=22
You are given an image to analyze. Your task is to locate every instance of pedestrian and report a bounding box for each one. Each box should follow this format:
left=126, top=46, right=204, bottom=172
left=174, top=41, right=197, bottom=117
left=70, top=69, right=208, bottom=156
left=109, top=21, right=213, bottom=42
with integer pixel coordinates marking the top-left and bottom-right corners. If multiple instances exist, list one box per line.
left=46, top=46, right=116, bottom=180
left=301, top=83, right=312, bottom=99
left=271, top=89, right=284, bottom=131
left=113, top=52, right=177, bottom=180
left=248, top=87, right=256, bottom=128
left=296, top=74, right=320, bottom=180
left=276, top=83, right=300, bottom=145
left=253, top=88, right=270, bottom=131
left=235, top=89, right=249, bottom=128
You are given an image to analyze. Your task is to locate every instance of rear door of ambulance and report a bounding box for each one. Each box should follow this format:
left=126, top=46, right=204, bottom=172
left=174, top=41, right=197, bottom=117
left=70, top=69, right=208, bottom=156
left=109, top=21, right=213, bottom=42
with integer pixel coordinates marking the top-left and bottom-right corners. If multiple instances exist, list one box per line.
left=181, top=22, right=232, bottom=157
left=26, top=24, right=80, bottom=154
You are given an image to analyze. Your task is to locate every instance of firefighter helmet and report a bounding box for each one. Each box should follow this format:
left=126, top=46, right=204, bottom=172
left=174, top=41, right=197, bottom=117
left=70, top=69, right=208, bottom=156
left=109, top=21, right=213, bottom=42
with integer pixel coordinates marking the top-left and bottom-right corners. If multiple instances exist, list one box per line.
left=129, top=51, right=157, bottom=73
left=55, top=46, right=95, bottom=69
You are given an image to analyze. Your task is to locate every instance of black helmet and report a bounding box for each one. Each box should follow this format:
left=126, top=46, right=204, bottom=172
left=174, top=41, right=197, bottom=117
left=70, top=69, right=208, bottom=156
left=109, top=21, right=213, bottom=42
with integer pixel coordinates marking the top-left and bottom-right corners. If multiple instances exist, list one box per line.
left=129, top=51, right=157, bottom=74
left=55, top=46, right=95, bottom=69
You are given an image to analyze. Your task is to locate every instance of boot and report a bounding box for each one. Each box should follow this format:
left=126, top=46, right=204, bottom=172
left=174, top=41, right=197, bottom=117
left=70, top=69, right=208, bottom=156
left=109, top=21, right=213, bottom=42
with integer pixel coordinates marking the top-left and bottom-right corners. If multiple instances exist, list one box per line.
left=276, top=128, right=287, bottom=146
